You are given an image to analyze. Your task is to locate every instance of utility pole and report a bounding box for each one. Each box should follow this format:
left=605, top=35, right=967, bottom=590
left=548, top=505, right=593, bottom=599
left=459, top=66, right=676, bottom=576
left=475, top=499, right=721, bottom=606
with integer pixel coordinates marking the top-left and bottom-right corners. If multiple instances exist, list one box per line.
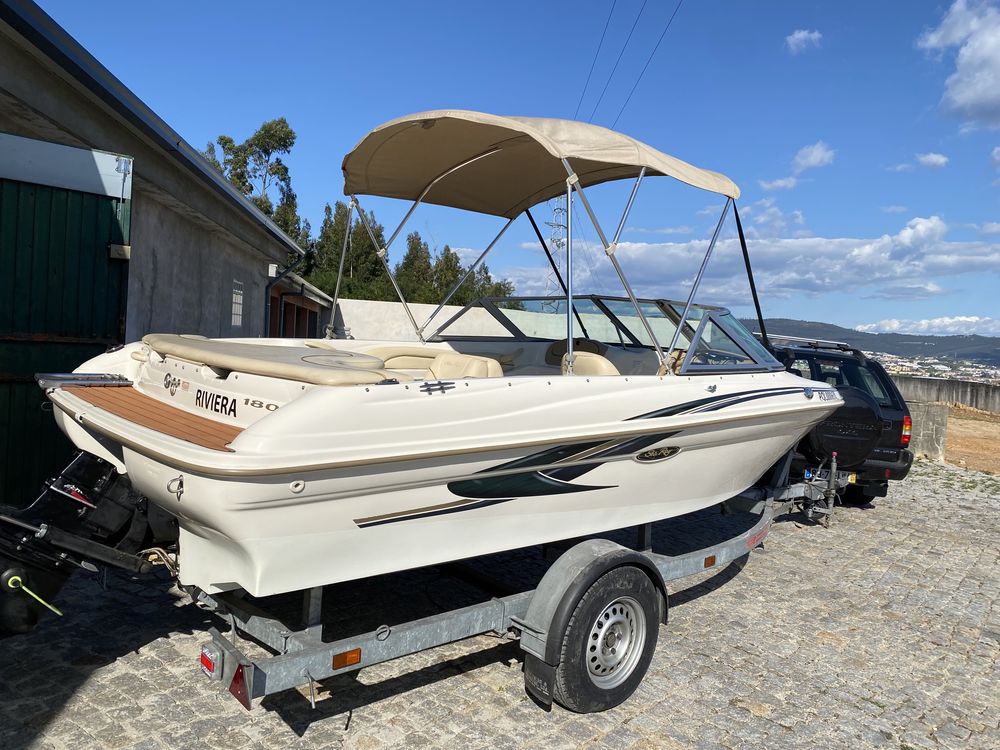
left=544, top=195, right=568, bottom=300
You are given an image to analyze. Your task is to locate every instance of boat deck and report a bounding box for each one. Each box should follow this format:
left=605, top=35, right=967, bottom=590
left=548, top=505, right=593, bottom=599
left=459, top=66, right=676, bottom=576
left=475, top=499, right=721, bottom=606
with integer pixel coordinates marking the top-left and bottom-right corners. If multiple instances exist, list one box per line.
left=64, top=386, right=241, bottom=452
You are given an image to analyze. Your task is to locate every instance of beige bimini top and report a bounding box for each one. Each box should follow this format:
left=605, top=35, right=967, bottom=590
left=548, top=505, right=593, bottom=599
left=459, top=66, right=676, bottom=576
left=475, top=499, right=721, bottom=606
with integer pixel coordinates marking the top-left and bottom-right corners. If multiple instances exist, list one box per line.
left=342, top=110, right=740, bottom=218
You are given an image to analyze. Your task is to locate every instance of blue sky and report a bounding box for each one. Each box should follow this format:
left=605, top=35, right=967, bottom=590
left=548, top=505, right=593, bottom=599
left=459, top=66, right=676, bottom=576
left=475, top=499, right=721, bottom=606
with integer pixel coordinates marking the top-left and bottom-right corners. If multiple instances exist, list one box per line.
left=38, top=0, right=1000, bottom=335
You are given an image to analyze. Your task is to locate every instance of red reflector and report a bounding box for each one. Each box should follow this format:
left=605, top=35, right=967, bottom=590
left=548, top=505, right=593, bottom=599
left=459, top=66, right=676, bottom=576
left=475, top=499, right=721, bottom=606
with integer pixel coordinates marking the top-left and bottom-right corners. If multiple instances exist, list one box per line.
left=703, top=555, right=717, bottom=568
left=199, top=649, right=215, bottom=676
left=229, top=664, right=252, bottom=710
left=901, top=415, right=912, bottom=447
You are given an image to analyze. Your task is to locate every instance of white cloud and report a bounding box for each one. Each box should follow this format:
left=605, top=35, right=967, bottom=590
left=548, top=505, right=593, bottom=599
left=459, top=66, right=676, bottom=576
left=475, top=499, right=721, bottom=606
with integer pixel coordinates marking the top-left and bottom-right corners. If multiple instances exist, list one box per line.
left=918, top=0, right=1000, bottom=128
left=625, top=225, right=693, bottom=236
left=889, top=152, right=951, bottom=171
left=501, top=214, right=1000, bottom=306
left=451, top=246, right=482, bottom=264
left=759, top=176, right=798, bottom=191
left=792, top=141, right=836, bottom=173
left=785, top=29, right=822, bottom=54
left=697, top=204, right=724, bottom=217
left=790, top=210, right=805, bottom=225
left=856, top=315, right=1000, bottom=335
left=992, top=145, right=1000, bottom=168
left=915, top=152, right=950, bottom=168
left=862, top=281, right=945, bottom=300
left=761, top=141, right=835, bottom=192
left=980, top=221, right=1000, bottom=233
left=881, top=205, right=909, bottom=213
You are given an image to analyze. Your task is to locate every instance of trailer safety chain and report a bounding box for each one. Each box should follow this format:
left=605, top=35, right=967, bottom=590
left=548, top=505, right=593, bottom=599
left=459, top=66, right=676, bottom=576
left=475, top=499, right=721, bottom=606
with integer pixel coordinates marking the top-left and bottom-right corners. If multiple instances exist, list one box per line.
left=5, top=575, right=63, bottom=617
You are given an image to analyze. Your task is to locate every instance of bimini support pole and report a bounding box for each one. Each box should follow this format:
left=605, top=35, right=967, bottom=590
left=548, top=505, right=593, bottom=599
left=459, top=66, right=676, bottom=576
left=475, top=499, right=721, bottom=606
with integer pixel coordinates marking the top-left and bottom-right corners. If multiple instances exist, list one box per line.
left=351, top=194, right=423, bottom=341
left=565, top=176, right=575, bottom=374
left=418, top=216, right=515, bottom=337
left=330, top=197, right=355, bottom=323
left=561, top=160, right=667, bottom=372
left=348, top=149, right=504, bottom=343
left=665, top=198, right=733, bottom=363
left=733, top=203, right=770, bottom=349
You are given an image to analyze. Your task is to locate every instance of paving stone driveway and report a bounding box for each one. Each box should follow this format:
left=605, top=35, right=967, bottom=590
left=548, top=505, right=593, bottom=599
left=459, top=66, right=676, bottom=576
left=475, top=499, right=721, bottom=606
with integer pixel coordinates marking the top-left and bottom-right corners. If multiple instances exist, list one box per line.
left=1, top=460, right=998, bottom=750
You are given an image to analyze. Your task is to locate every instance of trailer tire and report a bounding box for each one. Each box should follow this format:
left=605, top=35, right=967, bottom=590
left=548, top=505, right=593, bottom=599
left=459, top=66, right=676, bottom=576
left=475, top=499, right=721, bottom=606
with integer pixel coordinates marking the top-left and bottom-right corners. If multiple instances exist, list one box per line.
left=553, top=566, right=659, bottom=713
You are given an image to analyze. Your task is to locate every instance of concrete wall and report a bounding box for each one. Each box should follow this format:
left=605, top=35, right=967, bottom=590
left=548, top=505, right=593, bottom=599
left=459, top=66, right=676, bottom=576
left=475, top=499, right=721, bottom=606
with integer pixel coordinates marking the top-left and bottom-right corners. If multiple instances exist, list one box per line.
left=892, top=375, right=1000, bottom=414
left=334, top=298, right=472, bottom=340
left=0, top=23, right=292, bottom=341
left=906, top=402, right=948, bottom=461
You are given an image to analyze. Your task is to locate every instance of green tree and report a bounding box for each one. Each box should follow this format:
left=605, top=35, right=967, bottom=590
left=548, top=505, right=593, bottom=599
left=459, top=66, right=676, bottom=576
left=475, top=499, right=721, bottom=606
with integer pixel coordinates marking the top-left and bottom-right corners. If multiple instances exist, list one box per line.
left=204, top=118, right=519, bottom=303
left=472, top=262, right=515, bottom=299
left=308, top=201, right=393, bottom=301
left=204, top=117, right=299, bottom=225
left=432, top=245, right=467, bottom=301
left=395, top=232, right=436, bottom=303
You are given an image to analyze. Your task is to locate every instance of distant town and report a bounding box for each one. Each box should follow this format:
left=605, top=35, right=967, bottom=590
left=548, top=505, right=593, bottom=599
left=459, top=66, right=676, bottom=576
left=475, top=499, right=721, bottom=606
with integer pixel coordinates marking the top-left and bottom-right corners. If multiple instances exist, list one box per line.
left=866, top=351, right=1000, bottom=385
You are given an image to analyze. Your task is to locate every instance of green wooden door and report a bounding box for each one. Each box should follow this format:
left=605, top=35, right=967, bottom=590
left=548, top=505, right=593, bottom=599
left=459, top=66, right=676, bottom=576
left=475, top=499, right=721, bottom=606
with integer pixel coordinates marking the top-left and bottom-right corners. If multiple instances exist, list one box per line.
left=0, top=177, right=130, bottom=507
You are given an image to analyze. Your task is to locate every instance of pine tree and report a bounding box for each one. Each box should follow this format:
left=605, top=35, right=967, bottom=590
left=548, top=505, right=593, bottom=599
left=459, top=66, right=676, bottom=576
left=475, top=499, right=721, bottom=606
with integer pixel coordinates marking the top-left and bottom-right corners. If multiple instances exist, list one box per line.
left=396, top=233, right=436, bottom=303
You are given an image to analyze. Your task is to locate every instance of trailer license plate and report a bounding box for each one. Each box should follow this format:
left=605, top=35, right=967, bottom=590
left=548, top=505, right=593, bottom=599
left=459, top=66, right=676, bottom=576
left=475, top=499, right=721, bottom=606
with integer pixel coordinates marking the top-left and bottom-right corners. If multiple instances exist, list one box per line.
left=804, top=468, right=857, bottom=484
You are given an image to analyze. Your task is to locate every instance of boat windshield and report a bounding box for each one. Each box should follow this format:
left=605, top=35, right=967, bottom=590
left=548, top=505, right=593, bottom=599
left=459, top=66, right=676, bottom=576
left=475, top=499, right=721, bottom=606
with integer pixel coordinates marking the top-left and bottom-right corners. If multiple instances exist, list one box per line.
left=434, top=295, right=702, bottom=349
left=431, top=295, right=782, bottom=372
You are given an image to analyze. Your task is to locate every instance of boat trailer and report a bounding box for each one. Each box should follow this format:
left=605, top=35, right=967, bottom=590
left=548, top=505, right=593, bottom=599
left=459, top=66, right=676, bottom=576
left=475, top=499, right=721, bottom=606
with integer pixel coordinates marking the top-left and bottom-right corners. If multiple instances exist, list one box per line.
left=1, top=450, right=850, bottom=712
left=190, top=453, right=848, bottom=712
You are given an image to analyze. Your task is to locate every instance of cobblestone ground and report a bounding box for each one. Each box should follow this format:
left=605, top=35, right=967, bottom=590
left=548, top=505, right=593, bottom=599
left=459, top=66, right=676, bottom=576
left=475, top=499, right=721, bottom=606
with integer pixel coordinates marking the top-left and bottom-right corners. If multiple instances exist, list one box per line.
left=1, top=460, right=998, bottom=750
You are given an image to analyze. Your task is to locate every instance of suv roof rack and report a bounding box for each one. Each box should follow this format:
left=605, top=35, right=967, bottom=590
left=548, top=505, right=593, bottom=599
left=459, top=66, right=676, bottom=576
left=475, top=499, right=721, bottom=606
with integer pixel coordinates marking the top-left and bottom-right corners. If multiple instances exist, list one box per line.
left=754, top=332, right=856, bottom=352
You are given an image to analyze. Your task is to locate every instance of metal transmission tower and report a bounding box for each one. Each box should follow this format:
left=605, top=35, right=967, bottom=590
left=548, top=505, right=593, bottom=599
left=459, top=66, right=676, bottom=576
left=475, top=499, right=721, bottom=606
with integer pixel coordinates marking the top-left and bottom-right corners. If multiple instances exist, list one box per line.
left=543, top=196, right=568, bottom=297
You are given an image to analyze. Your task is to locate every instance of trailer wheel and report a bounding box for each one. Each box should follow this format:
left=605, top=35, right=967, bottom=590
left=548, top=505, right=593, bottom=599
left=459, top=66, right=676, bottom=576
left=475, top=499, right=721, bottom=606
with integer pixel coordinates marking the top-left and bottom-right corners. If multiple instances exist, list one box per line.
left=553, top=566, right=659, bottom=712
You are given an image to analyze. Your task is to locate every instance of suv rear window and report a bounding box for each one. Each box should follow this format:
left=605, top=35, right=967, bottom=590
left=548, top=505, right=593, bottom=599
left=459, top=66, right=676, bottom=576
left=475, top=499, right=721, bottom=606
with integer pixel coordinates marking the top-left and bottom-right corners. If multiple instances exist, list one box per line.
left=812, top=357, right=896, bottom=408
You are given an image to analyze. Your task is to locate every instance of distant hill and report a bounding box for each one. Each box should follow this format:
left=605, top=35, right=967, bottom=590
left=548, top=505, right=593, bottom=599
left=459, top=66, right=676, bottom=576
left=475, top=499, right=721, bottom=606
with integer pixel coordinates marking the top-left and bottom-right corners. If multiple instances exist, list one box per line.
left=740, top=318, right=1000, bottom=366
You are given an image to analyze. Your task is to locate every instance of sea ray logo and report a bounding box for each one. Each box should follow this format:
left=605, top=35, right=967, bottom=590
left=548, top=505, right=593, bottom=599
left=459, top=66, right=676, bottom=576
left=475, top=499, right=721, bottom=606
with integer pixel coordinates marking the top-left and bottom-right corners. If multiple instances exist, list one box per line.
left=635, top=446, right=680, bottom=463
left=163, top=374, right=181, bottom=396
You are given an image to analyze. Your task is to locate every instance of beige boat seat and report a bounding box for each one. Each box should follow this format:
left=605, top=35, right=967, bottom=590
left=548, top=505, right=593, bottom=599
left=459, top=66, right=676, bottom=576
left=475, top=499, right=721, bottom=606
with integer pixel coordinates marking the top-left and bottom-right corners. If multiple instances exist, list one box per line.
left=562, top=351, right=620, bottom=376
left=544, top=337, right=607, bottom=366
left=427, top=351, right=503, bottom=379
left=665, top=348, right=687, bottom=375
left=354, top=344, right=446, bottom=371
left=142, top=334, right=410, bottom=386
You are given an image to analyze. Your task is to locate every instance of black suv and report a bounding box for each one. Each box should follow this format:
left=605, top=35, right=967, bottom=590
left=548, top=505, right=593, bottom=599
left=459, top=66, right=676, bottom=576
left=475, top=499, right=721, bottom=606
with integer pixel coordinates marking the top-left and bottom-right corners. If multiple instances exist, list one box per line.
left=766, top=335, right=913, bottom=503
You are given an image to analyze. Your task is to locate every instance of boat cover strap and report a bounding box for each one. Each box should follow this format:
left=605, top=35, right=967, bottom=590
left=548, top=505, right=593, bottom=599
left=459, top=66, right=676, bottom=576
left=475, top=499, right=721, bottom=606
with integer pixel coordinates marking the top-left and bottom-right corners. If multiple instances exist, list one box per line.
left=142, top=334, right=406, bottom=386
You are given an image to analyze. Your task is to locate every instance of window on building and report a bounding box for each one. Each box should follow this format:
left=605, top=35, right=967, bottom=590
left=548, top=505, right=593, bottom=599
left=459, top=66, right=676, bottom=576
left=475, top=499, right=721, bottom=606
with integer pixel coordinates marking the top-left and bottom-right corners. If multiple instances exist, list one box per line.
left=231, top=280, right=244, bottom=327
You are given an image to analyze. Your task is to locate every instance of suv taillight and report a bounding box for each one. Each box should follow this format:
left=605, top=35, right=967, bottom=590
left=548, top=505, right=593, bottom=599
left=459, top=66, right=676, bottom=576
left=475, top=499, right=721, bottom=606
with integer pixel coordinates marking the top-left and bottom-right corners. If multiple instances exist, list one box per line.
left=901, top=415, right=912, bottom=447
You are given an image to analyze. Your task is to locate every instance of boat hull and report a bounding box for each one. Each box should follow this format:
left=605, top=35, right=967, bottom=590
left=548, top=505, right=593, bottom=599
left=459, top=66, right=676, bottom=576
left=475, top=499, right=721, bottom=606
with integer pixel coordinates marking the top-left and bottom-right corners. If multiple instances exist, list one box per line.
left=50, top=363, right=839, bottom=596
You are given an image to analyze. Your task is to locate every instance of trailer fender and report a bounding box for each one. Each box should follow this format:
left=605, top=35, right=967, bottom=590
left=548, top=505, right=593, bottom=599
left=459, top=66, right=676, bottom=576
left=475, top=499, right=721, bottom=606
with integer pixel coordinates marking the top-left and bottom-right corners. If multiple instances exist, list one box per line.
left=516, top=539, right=667, bottom=706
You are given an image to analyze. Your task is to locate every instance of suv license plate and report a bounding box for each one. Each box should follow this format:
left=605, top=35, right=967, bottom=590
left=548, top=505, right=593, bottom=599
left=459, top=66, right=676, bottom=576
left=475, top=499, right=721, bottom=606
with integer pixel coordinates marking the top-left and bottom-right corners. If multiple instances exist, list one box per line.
left=805, top=468, right=857, bottom=484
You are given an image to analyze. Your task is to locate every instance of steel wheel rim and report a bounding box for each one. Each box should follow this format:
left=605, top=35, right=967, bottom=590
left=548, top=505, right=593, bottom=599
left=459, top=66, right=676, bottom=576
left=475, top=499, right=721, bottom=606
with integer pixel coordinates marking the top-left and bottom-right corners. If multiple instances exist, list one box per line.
left=586, top=595, right=646, bottom=689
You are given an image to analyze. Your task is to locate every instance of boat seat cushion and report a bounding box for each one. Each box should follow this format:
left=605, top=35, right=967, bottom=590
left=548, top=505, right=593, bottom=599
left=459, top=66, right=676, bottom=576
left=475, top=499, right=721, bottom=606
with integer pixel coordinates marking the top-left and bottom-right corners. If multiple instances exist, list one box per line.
left=427, top=351, right=503, bottom=379
left=562, top=351, right=620, bottom=376
left=142, top=334, right=410, bottom=386
left=356, top=345, right=445, bottom=371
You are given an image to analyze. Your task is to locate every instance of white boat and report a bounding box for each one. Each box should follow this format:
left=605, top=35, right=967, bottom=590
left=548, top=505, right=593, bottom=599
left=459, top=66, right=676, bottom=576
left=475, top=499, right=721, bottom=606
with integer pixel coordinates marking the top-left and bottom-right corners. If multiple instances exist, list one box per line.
left=42, top=111, right=843, bottom=598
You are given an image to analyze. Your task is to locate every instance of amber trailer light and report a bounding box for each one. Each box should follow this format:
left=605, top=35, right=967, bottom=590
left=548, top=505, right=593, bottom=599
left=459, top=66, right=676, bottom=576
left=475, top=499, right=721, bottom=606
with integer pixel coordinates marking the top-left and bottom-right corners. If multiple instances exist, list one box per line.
left=901, top=415, right=912, bottom=447
left=333, top=648, right=362, bottom=670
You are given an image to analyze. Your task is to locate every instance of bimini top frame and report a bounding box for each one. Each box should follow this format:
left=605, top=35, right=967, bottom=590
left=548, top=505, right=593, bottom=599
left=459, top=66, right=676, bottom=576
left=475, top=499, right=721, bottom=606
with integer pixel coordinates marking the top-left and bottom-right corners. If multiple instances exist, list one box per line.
left=339, top=110, right=746, bottom=372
